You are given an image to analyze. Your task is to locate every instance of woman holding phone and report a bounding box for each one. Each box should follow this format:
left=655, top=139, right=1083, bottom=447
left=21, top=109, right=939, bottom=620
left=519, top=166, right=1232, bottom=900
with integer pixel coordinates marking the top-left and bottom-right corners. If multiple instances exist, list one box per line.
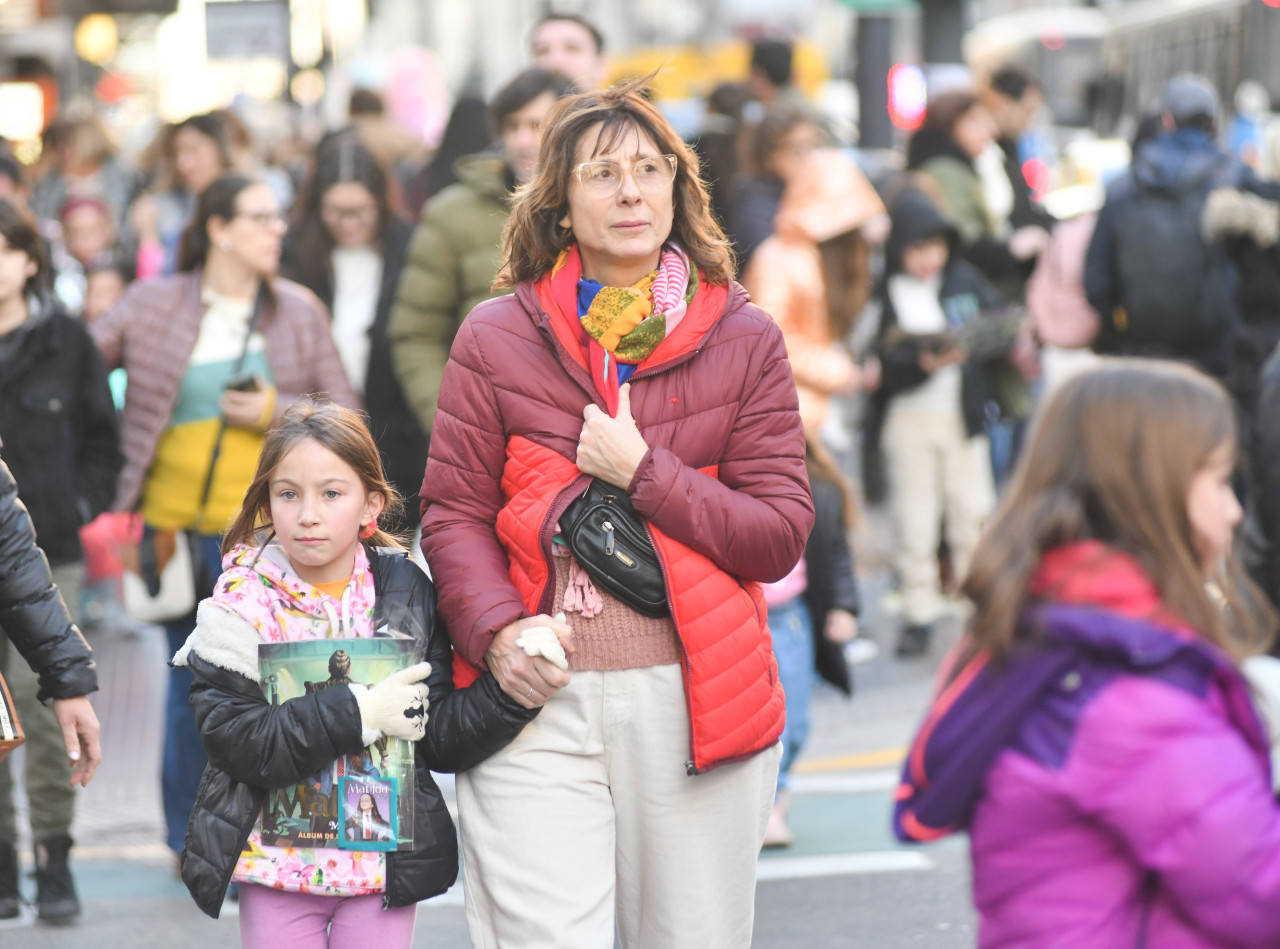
left=89, top=172, right=358, bottom=862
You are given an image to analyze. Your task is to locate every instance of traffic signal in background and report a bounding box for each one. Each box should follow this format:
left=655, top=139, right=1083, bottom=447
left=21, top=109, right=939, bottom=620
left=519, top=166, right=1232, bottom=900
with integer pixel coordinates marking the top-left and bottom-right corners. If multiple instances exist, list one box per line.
left=888, top=63, right=927, bottom=131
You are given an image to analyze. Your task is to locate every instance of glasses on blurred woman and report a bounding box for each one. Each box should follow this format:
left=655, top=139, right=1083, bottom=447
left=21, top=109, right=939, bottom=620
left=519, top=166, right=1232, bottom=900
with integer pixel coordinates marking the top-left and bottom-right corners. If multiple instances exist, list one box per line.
left=235, top=209, right=287, bottom=228
left=572, top=155, right=677, bottom=196
left=320, top=202, right=378, bottom=226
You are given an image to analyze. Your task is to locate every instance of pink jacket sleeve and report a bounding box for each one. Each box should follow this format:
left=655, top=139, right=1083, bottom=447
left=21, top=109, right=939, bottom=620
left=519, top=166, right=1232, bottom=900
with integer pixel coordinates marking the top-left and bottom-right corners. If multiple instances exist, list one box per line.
left=628, top=317, right=814, bottom=583
left=419, top=318, right=528, bottom=666
left=1069, top=676, right=1280, bottom=945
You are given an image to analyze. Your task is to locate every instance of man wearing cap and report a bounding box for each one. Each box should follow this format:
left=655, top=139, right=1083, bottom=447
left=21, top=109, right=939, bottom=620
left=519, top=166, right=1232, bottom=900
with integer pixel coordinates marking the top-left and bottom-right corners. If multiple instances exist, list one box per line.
left=1083, top=73, right=1259, bottom=377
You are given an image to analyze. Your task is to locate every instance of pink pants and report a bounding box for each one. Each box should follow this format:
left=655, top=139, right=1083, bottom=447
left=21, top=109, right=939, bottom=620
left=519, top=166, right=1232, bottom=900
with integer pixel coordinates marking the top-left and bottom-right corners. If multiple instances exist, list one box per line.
left=239, top=884, right=417, bottom=949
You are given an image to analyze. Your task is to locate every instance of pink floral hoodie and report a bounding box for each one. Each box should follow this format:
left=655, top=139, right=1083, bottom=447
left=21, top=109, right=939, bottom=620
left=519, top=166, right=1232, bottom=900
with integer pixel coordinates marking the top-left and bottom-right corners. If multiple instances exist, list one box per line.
left=206, top=541, right=386, bottom=897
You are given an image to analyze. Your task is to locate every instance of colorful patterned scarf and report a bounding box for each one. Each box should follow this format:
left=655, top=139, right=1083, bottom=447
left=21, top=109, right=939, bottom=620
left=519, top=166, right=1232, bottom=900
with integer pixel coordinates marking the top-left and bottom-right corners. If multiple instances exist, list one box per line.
left=575, top=245, right=694, bottom=364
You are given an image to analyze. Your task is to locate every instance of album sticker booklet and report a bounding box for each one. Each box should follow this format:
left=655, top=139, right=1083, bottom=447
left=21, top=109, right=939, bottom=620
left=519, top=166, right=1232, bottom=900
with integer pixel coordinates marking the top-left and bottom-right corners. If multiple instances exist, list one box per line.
left=257, top=637, right=416, bottom=851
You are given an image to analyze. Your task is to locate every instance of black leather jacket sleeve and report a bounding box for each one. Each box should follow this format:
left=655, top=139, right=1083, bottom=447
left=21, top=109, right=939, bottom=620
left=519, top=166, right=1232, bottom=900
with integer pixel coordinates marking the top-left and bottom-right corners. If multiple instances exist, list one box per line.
left=187, top=652, right=367, bottom=789
left=0, top=456, right=96, bottom=701
left=373, top=549, right=537, bottom=773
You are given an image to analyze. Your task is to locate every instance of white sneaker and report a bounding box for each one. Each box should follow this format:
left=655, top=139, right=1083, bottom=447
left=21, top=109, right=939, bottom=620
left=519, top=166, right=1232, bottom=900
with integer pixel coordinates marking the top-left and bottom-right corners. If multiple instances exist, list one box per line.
left=844, top=639, right=879, bottom=666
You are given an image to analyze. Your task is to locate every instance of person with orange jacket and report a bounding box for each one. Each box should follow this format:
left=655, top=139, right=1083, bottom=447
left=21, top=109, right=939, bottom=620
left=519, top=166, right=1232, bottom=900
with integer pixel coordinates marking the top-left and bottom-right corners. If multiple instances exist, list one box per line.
left=419, top=80, right=813, bottom=949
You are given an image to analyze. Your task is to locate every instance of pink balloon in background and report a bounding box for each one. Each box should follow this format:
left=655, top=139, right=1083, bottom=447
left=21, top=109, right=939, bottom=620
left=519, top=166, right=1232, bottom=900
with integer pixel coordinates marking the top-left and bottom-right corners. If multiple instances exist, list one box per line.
left=385, top=47, right=450, bottom=148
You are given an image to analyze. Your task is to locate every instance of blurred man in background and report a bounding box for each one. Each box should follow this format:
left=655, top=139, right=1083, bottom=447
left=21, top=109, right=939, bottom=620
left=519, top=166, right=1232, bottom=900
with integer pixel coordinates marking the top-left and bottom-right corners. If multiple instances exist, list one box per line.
left=390, top=68, right=573, bottom=440
left=530, top=12, right=609, bottom=92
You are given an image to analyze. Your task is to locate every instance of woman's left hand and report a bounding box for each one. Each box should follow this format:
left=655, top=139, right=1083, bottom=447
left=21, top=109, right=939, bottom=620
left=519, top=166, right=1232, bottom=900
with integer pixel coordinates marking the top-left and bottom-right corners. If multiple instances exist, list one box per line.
left=577, top=383, right=650, bottom=488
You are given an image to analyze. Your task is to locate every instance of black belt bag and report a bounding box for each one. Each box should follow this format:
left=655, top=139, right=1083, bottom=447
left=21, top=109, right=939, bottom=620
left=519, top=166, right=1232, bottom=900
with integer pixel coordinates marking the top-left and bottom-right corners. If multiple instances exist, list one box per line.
left=561, top=479, right=670, bottom=618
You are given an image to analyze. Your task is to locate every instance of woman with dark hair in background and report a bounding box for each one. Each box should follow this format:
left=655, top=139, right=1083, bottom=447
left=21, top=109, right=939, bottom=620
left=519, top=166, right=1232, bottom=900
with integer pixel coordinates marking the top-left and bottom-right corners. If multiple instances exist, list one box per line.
left=30, top=109, right=139, bottom=234
left=908, top=90, right=1041, bottom=482
left=688, top=81, right=751, bottom=231
left=0, top=198, right=119, bottom=923
left=907, top=89, right=1047, bottom=289
left=89, top=172, right=358, bottom=861
left=129, top=113, right=236, bottom=277
left=282, top=138, right=424, bottom=536
left=727, top=101, right=824, bottom=274
left=402, top=92, right=491, bottom=220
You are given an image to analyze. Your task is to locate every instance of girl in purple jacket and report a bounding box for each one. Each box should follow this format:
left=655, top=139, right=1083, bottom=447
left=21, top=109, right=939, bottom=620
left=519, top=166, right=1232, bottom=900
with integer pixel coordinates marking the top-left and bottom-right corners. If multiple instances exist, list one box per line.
left=895, top=359, right=1280, bottom=948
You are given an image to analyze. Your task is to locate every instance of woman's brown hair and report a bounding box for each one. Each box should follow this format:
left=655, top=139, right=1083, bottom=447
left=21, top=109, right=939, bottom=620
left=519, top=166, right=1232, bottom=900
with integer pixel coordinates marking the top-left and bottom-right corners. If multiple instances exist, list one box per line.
left=177, top=172, right=259, bottom=272
left=961, top=359, right=1273, bottom=663
left=817, top=230, right=871, bottom=341
left=222, top=398, right=404, bottom=555
left=806, top=433, right=858, bottom=530
left=920, top=89, right=982, bottom=140
left=748, top=101, right=822, bottom=176
left=495, top=76, right=735, bottom=289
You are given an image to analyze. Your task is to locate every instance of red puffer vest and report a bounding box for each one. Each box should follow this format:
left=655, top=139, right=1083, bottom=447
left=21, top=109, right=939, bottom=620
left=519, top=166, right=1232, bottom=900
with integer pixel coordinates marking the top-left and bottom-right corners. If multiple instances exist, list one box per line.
left=422, top=273, right=813, bottom=773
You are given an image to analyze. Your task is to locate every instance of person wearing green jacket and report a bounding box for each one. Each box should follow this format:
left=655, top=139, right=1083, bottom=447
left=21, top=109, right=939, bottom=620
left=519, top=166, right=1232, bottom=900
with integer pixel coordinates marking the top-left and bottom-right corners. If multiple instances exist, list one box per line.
left=390, top=68, right=573, bottom=438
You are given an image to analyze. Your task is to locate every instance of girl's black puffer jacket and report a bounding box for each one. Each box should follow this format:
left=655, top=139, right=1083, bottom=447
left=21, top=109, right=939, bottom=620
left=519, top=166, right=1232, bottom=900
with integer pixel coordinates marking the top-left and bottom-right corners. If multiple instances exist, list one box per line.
left=178, top=546, right=537, bottom=918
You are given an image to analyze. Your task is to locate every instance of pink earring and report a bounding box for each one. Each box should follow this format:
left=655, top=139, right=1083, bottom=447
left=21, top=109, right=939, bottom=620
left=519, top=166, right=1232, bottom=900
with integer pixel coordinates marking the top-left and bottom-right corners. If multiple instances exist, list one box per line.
left=359, top=522, right=376, bottom=539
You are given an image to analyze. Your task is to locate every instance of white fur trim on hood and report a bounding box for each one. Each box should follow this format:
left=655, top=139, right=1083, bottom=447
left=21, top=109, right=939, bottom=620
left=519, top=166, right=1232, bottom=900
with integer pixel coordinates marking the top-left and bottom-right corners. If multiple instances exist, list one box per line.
left=1203, top=187, right=1280, bottom=247
left=171, top=600, right=263, bottom=682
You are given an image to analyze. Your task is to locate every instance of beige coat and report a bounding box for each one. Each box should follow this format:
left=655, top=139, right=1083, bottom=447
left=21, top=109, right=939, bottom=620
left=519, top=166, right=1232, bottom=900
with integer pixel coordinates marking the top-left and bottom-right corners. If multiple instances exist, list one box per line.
left=743, top=149, right=885, bottom=432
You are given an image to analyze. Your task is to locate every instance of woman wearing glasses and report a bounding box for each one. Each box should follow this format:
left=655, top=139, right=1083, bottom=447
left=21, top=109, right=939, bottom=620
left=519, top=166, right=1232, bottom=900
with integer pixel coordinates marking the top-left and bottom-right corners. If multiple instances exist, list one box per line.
left=282, top=138, right=424, bottom=535
left=89, top=172, right=358, bottom=864
left=420, top=79, right=813, bottom=948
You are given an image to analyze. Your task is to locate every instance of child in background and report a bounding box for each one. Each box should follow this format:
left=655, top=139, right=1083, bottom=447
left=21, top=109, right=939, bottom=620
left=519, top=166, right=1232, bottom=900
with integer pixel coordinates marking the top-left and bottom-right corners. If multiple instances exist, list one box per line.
left=82, top=259, right=129, bottom=326
left=172, top=399, right=545, bottom=947
left=895, top=360, right=1280, bottom=947
left=762, top=436, right=862, bottom=848
left=871, top=188, right=1008, bottom=658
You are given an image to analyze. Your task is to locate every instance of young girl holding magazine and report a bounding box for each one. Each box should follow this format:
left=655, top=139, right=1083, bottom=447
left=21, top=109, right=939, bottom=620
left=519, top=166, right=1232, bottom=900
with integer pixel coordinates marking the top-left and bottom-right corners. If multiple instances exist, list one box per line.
left=894, top=360, right=1280, bottom=947
left=173, top=398, right=547, bottom=948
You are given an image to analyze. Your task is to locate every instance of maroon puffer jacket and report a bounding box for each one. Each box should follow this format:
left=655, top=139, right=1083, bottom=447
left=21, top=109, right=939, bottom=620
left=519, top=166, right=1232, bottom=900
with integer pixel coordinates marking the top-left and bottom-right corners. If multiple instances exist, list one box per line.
left=420, top=278, right=813, bottom=767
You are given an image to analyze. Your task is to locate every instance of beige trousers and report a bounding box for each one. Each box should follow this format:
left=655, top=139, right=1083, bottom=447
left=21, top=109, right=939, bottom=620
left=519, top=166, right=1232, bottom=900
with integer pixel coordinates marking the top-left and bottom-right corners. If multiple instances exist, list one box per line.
left=883, top=403, right=995, bottom=626
left=457, top=663, right=781, bottom=949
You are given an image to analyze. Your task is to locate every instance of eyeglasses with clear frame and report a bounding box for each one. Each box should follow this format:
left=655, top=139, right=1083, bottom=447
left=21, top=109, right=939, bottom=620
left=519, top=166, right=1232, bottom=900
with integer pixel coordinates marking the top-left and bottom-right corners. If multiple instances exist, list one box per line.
left=321, top=203, right=378, bottom=226
left=234, top=210, right=287, bottom=229
left=572, top=155, right=678, bottom=196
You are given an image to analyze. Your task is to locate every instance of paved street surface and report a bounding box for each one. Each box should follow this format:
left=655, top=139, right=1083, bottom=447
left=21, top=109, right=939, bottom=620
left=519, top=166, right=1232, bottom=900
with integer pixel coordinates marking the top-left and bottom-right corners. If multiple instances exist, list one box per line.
left=2, top=512, right=978, bottom=947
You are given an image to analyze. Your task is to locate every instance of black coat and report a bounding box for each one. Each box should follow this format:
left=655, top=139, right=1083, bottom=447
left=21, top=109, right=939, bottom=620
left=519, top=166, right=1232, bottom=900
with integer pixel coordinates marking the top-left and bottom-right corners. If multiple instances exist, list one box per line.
left=862, top=190, right=1007, bottom=503
left=1253, top=346, right=1280, bottom=610
left=180, top=547, right=537, bottom=918
left=874, top=191, right=1005, bottom=437
left=0, top=451, right=97, bottom=700
left=0, top=305, right=121, bottom=565
left=803, top=475, right=859, bottom=696
left=282, top=219, right=428, bottom=535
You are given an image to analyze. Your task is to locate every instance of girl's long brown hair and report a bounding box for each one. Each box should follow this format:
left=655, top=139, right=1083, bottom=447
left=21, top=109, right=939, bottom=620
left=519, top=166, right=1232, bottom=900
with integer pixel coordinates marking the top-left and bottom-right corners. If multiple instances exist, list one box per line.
left=494, top=75, right=735, bottom=290
left=817, top=229, right=871, bottom=341
left=961, top=359, right=1273, bottom=663
left=222, top=398, right=404, bottom=556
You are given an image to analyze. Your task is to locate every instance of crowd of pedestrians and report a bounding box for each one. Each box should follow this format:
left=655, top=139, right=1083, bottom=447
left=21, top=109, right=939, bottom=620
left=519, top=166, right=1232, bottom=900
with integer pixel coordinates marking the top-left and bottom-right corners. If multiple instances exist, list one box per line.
left=2, top=7, right=1280, bottom=948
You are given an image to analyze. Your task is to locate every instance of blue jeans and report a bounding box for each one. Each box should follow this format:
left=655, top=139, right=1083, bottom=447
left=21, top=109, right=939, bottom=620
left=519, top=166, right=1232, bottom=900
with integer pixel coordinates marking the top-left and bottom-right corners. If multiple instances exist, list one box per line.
left=161, top=533, right=225, bottom=854
left=768, top=596, right=813, bottom=791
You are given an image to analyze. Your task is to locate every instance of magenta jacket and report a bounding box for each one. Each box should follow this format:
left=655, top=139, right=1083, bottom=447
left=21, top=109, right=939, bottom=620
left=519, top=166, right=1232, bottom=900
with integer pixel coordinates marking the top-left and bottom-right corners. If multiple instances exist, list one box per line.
left=896, top=543, right=1280, bottom=948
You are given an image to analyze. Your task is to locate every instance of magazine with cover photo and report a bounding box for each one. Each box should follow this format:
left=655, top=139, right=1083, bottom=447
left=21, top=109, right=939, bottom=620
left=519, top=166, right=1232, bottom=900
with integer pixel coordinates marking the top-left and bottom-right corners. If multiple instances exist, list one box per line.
left=257, top=637, right=417, bottom=851
left=338, top=775, right=398, bottom=851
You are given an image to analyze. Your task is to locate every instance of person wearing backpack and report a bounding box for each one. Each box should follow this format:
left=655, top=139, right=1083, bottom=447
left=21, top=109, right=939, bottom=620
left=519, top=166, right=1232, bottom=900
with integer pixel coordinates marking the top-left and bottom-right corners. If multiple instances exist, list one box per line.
left=1084, top=74, right=1251, bottom=379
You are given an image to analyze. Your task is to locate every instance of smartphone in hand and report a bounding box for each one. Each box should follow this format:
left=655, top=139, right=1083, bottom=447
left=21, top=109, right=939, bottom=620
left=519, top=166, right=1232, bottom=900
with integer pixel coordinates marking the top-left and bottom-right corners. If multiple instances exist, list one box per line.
left=223, top=371, right=261, bottom=393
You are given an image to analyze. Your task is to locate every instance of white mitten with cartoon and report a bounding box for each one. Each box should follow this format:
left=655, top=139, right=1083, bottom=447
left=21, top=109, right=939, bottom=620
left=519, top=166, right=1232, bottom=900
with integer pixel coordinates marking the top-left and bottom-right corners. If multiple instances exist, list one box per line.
left=351, top=661, right=431, bottom=742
